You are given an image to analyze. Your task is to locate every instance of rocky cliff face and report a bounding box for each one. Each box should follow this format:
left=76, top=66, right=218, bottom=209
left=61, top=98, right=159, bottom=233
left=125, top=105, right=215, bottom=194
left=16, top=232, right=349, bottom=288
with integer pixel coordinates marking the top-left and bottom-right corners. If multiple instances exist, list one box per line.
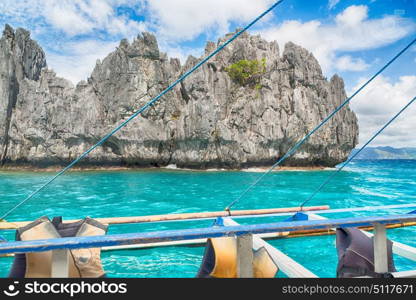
left=0, top=25, right=358, bottom=169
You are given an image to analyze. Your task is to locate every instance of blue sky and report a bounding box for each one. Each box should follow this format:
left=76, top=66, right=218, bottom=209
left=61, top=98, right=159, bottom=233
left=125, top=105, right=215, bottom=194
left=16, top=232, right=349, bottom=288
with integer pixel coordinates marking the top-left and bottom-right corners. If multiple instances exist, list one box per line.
left=0, top=0, right=415, bottom=147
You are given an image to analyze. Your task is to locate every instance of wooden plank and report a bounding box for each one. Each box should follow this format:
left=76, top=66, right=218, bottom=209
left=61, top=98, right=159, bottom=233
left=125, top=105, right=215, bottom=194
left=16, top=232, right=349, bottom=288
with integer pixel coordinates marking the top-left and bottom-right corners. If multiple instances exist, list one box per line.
left=315, top=204, right=416, bottom=216
left=0, top=205, right=329, bottom=230
left=103, top=231, right=288, bottom=251
left=51, top=249, right=69, bottom=278
left=1, top=213, right=416, bottom=255
left=373, top=223, right=388, bottom=273
left=359, top=270, right=416, bottom=278
left=223, top=218, right=317, bottom=278
left=287, top=222, right=416, bottom=238
left=103, top=238, right=207, bottom=250
left=236, top=234, right=254, bottom=278
left=391, top=270, right=416, bottom=278
left=231, top=204, right=416, bottom=222
left=308, top=213, right=416, bottom=262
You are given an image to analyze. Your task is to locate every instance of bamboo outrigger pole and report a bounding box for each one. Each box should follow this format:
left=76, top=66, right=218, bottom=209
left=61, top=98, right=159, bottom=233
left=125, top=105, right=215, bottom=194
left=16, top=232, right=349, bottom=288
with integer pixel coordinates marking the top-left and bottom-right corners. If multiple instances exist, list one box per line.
left=0, top=205, right=329, bottom=230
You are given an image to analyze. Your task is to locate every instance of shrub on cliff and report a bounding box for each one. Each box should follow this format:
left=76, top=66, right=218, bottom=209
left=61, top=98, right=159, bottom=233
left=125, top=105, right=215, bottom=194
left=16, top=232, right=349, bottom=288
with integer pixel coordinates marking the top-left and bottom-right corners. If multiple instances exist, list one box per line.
left=225, top=58, right=266, bottom=88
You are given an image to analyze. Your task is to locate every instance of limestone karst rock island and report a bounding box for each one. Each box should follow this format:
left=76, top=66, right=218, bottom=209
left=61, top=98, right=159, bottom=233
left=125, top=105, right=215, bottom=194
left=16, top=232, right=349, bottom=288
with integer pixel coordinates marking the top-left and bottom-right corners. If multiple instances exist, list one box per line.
left=0, top=25, right=358, bottom=169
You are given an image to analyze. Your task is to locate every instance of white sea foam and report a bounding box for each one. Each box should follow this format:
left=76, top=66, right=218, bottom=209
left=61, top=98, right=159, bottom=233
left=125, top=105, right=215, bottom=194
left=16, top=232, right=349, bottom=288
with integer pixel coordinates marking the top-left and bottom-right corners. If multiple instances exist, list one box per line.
left=164, top=164, right=178, bottom=169
left=241, top=168, right=269, bottom=173
left=205, top=168, right=227, bottom=172
left=241, top=167, right=334, bottom=173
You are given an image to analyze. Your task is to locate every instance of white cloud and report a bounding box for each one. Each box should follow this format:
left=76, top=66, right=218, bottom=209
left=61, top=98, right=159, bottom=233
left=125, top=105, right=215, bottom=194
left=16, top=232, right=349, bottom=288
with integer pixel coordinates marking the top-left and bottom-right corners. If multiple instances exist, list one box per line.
left=0, top=0, right=146, bottom=37
left=42, top=0, right=145, bottom=37
left=42, top=0, right=277, bottom=81
left=2, top=1, right=415, bottom=100
left=44, top=1, right=95, bottom=36
left=335, top=55, right=369, bottom=71
left=2, top=0, right=278, bottom=82
left=335, top=4, right=367, bottom=26
left=258, top=5, right=416, bottom=74
left=0, top=1, right=43, bottom=21
left=0, top=0, right=147, bottom=83
left=47, top=40, right=118, bottom=84
left=350, top=75, right=416, bottom=147
left=144, top=0, right=276, bottom=41
left=139, top=0, right=279, bottom=71
left=328, top=0, right=340, bottom=10
left=159, top=44, right=204, bottom=65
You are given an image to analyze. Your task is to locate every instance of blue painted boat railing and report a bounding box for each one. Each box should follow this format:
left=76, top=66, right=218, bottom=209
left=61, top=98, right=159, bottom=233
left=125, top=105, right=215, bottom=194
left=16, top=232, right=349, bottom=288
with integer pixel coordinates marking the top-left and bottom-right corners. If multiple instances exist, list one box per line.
left=0, top=213, right=416, bottom=255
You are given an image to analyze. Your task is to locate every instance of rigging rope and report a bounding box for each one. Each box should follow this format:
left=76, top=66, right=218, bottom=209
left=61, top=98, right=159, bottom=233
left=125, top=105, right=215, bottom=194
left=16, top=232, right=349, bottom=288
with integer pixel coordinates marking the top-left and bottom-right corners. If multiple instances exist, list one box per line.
left=299, top=95, right=416, bottom=209
left=0, top=0, right=285, bottom=220
left=225, top=37, right=416, bottom=212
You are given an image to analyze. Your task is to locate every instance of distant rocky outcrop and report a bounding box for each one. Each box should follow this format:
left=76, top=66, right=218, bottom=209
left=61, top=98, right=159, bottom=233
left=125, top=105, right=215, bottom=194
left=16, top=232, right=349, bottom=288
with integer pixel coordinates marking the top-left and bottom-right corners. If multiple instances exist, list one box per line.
left=0, top=25, right=358, bottom=169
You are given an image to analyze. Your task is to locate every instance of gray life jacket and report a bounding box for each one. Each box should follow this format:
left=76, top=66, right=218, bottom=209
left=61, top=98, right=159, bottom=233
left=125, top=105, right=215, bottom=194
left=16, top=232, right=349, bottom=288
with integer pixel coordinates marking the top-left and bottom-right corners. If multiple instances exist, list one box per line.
left=9, top=216, right=108, bottom=278
left=336, top=227, right=396, bottom=278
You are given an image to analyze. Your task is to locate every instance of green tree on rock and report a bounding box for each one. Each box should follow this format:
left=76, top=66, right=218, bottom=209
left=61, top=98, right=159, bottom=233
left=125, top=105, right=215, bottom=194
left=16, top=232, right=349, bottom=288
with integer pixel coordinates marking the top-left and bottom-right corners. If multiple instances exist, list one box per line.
left=225, top=58, right=266, bottom=88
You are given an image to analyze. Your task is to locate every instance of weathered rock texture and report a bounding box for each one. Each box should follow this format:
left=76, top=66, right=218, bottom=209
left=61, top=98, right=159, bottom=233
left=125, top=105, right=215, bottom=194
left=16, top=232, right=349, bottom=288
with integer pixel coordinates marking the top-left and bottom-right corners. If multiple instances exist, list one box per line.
left=0, top=25, right=358, bottom=169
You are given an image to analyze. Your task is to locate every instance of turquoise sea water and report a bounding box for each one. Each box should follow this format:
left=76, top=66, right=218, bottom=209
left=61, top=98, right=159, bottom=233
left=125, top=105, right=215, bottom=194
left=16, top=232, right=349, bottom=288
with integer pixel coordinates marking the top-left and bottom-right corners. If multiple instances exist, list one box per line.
left=0, top=160, right=415, bottom=278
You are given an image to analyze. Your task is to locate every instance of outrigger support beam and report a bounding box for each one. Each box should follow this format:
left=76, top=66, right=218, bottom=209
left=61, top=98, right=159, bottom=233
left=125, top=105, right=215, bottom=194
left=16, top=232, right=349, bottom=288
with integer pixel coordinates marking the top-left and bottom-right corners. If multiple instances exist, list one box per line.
left=236, top=234, right=254, bottom=278
left=373, top=223, right=388, bottom=274
left=223, top=218, right=318, bottom=278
